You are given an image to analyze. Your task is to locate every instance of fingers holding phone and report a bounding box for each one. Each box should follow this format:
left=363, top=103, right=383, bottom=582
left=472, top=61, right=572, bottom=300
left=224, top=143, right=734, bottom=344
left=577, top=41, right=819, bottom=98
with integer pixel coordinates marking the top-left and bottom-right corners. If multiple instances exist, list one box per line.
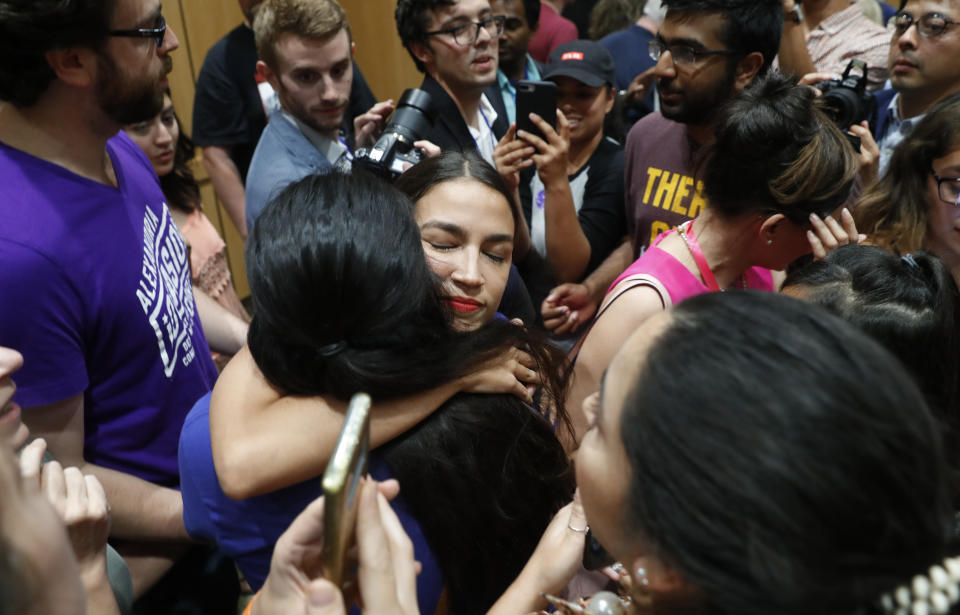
left=257, top=392, right=420, bottom=615
left=259, top=476, right=418, bottom=615
left=516, top=80, right=557, bottom=143
left=521, top=110, right=570, bottom=185
left=514, top=80, right=570, bottom=185
left=356, top=480, right=420, bottom=615
left=494, top=124, right=535, bottom=189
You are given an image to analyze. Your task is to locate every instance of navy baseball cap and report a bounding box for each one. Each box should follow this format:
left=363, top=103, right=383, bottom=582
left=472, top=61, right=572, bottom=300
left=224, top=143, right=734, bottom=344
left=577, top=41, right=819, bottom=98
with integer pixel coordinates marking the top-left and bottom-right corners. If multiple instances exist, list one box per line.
left=543, top=40, right=615, bottom=87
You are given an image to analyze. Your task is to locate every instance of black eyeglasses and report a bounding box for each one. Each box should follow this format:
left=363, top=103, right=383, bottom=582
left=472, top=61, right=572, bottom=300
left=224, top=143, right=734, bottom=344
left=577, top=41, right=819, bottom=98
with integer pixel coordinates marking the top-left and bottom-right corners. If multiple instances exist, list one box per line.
left=931, top=168, right=960, bottom=207
left=889, top=11, right=959, bottom=38
left=648, top=38, right=738, bottom=67
left=425, top=15, right=505, bottom=46
left=109, top=14, right=167, bottom=48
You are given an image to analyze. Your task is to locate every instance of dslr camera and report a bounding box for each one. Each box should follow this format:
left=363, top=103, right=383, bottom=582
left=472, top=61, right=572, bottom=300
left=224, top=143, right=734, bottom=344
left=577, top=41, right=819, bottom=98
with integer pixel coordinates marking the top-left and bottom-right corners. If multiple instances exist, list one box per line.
left=354, top=88, right=434, bottom=182
left=815, top=59, right=877, bottom=131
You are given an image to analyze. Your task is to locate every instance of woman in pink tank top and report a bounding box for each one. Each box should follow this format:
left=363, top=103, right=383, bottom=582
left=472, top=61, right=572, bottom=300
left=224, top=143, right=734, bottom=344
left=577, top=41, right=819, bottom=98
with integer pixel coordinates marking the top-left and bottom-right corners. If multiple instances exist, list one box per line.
left=566, top=73, right=865, bottom=443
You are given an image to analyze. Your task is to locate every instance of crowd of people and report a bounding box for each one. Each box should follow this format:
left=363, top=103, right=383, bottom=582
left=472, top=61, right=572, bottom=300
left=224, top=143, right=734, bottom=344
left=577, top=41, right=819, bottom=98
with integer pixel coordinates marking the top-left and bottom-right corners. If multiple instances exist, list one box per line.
left=1, top=0, right=960, bottom=613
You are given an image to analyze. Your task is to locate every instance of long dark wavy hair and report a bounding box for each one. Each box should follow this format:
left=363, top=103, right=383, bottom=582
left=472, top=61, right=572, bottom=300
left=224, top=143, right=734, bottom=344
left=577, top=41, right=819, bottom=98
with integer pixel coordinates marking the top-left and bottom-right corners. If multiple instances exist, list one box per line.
left=158, top=88, right=201, bottom=213
left=245, top=170, right=569, bottom=407
left=783, top=245, right=960, bottom=488
left=855, top=92, right=960, bottom=255
left=380, top=393, right=573, bottom=615
left=247, top=170, right=575, bottom=614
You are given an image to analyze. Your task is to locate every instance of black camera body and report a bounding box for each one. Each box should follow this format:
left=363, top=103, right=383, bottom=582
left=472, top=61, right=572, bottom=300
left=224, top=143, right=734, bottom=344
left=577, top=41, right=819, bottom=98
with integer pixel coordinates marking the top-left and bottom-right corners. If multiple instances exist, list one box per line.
left=815, top=59, right=877, bottom=130
left=354, top=88, right=434, bottom=182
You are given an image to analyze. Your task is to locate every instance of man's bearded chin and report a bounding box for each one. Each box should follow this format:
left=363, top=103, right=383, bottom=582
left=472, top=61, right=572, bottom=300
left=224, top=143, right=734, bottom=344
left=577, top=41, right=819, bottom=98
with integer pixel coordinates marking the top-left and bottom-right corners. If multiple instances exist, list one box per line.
left=97, top=56, right=174, bottom=125
left=102, top=87, right=166, bottom=125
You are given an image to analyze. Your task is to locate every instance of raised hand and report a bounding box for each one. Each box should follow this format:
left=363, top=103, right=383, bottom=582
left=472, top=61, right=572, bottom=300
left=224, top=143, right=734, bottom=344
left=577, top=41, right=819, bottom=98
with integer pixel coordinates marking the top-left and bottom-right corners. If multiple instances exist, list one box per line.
left=807, top=207, right=866, bottom=260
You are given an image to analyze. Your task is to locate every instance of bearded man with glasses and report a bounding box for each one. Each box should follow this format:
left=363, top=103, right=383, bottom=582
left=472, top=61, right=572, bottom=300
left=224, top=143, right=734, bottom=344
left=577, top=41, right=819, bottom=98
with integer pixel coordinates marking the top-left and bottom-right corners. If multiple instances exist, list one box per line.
left=620, top=0, right=782, bottom=258
left=0, top=0, right=238, bottom=604
left=875, top=0, right=960, bottom=175
left=540, top=0, right=781, bottom=335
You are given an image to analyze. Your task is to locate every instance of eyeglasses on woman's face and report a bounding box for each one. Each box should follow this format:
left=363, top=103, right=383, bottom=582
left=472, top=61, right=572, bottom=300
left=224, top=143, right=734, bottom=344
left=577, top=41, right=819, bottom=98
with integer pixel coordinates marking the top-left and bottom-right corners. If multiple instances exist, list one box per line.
left=931, top=168, right=960, bottom=207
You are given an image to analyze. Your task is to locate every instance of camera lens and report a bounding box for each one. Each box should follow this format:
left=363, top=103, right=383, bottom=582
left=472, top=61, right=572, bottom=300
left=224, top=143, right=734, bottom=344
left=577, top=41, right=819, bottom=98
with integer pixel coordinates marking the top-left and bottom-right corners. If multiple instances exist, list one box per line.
left=821, top=87, right=863, bottom=129
left=353, top=88, right=435, bottom=182
left=386, top=89, right=433, bottom=143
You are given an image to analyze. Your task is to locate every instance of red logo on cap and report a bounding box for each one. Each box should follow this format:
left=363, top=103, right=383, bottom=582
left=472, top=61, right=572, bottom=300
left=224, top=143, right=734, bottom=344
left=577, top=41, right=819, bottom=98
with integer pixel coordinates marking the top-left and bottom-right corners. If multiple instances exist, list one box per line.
left=561, top=51, right=584, bottom=61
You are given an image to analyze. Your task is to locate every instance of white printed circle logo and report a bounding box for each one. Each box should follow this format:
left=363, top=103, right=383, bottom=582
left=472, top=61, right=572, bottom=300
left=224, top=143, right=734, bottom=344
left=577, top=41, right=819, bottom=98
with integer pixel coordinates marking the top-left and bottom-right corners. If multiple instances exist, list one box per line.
left=135, top=205, right=197, bottom=377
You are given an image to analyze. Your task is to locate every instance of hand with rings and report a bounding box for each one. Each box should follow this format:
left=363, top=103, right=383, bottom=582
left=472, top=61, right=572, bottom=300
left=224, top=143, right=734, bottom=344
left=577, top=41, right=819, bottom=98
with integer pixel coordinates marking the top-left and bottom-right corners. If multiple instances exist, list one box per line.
left=520, top=489, right=591, bottom=596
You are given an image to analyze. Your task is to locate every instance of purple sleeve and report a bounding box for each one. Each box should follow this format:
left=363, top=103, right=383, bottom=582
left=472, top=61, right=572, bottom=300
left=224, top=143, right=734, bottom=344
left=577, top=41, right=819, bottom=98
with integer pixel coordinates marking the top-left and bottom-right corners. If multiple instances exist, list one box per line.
left=0, top=239, right=88, bottom=407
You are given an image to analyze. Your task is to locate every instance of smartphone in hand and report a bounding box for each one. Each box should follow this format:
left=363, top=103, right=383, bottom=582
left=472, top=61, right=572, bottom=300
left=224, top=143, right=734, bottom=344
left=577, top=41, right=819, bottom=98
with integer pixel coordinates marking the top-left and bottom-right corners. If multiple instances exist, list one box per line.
left=516, top=80, right=558, bottom=142
left=322, top=392, right=372, bottom=587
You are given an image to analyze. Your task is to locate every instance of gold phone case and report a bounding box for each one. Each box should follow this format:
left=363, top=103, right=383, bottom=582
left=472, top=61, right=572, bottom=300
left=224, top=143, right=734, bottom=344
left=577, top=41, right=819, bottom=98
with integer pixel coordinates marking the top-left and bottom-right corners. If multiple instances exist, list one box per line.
left=321, top=392, right=371, bottom=587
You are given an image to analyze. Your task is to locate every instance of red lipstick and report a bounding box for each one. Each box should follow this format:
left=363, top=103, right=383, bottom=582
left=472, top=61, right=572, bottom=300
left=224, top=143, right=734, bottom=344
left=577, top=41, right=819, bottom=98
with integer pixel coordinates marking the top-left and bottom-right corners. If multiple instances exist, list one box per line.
left=444, top=296, right=482, bottom=312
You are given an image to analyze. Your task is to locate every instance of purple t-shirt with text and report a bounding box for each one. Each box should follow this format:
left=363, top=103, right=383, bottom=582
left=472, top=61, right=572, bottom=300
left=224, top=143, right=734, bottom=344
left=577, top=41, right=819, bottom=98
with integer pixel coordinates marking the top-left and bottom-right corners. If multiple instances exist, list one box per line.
left=0, top=132, right=217, bottom=487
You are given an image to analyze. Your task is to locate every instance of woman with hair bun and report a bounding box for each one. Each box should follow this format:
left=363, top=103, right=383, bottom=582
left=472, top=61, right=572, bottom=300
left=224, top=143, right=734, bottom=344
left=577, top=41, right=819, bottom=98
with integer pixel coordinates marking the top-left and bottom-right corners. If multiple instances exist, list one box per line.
left=565, top=71, right=862, bottom=443
left=207, top=151, right=558, bottom=502
left=783, top=244, right=960, bottom=484
left=179, top=168, right=573, bottom=615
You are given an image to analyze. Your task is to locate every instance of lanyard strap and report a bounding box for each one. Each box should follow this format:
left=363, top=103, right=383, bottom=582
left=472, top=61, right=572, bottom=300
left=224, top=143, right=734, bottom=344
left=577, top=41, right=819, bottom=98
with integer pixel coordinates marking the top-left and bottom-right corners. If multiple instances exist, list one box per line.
left=338, top=136, right=354, bottom=162
left=472, top=104, right=498, bottom=154
left=677, top=220, right=722, bottom=292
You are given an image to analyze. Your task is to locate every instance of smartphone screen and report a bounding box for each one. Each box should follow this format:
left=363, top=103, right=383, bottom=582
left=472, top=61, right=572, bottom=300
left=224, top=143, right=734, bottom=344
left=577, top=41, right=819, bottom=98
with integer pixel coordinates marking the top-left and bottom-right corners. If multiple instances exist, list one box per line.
left=516, top=80, right=558, bottom=142
left=322, top=392, right=372, bottom=587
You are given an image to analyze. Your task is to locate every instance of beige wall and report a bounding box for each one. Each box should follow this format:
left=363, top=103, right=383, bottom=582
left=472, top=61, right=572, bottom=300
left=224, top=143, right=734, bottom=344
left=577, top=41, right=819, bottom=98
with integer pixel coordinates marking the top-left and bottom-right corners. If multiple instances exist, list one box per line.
left=341, top=0, right=423, bottom=100
left=165, top=0, right=421, bottom=299
left=166, top=0, right=248, bottom=296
